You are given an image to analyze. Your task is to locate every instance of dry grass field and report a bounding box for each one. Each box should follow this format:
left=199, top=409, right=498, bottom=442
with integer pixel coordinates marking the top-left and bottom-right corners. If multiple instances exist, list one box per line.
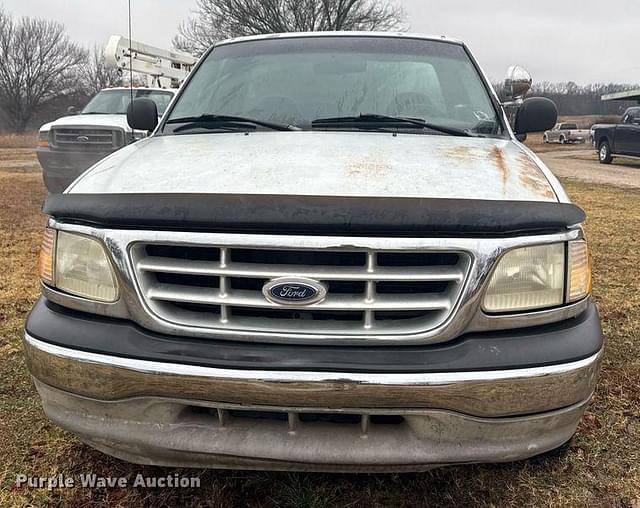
left=0, top=145, right=639, bottom=507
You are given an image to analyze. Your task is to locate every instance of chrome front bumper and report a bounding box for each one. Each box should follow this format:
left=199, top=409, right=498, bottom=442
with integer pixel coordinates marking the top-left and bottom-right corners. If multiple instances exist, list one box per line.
left=24, top=333, right=602, bottom=472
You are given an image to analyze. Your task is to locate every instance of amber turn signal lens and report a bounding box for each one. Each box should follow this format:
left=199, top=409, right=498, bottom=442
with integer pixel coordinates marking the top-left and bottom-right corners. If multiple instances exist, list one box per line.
left=39, top=228, right=56, bottom=285
left=568, top=240, right=592, bottom=302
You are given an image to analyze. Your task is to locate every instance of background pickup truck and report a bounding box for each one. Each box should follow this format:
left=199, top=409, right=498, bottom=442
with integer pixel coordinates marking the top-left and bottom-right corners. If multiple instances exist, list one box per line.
left=592, top=107, right=640, bottom=164
left=543, top=122, right=589, bottom=144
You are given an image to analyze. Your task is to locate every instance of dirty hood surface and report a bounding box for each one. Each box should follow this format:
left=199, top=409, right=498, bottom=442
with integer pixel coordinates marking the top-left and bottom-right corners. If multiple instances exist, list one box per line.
left=69, top=132, right=558, bottom=202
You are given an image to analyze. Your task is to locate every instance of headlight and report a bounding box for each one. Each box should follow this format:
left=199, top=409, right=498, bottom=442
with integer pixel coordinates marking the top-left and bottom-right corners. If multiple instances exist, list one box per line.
left=483, top=240, right=591, bottom=314
left=38, top=131, right=49, bottom=148
left=39, top=229, right=119, bottom=302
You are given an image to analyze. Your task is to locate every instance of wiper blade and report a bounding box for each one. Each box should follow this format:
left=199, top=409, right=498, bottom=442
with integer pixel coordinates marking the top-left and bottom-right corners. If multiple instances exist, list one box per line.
left=311, top=113, right=474, bottom=137
left=166, top=114, right=298, bottom=132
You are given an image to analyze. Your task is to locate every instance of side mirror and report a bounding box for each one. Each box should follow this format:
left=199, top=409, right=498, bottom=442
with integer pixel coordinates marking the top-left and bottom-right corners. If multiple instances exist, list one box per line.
left=127, top=98, right=158, bottom=132
left=66, top=106, right=77, bottom=115
left=514, top=97, right=558, bottom=135
left=504, top=65, right=532, bottom=102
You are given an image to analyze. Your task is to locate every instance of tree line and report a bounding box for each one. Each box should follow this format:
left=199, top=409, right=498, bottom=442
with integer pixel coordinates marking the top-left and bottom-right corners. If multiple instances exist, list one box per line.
left=1, top=0, right=637, bottom=133
left=0, top=8, right=123, bottom=132
left=494, top=81, right=639, bottom=117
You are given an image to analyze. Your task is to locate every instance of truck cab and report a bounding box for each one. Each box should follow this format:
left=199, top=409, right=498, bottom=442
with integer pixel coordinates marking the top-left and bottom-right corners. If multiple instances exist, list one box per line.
left=37, top=87, right=175, bottom=193
left=25, top=32, right=602, bottom=473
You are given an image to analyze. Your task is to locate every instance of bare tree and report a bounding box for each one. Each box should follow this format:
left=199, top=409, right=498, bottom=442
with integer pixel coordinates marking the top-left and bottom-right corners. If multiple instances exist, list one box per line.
left=174, top=0, right=405, bottom=56
left=0, top=8, right=86, bottom=132
left=79, top=45, right=122, bottom=96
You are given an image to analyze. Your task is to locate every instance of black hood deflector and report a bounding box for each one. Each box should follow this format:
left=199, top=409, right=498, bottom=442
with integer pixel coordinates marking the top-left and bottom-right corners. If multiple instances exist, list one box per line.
left=44, top=193, right=586, bottom=237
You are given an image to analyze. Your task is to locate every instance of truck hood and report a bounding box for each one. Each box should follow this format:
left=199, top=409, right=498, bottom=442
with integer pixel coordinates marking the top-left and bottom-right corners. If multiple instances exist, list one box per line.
left=68, top=132, right=558, bottom=202
left=40, top=114, right=132, bottom=132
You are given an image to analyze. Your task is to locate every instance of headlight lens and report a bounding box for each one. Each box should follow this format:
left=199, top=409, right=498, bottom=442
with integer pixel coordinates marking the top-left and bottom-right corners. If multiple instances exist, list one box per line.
left=51, top=231, right=118, bottom=302
left=483, top=243, right=566, bottom=313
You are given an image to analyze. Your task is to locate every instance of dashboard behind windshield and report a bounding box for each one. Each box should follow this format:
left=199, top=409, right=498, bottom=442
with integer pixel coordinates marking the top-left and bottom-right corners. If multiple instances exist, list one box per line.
left=165, top=36, right=503, bottom=136
left=83, top=89, right=174, bottom=116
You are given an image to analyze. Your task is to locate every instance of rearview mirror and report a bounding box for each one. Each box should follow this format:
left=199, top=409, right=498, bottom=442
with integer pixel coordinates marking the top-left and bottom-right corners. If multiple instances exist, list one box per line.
left=514, top=97, right=558, bottom=135
left=127, top=98, right=158, bottom=132
left=504, top=65, right=532, bottom=102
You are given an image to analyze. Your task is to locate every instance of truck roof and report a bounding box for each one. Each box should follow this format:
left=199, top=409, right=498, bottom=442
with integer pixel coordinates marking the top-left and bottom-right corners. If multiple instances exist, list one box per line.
left=215, top=31, right=464, bottom=48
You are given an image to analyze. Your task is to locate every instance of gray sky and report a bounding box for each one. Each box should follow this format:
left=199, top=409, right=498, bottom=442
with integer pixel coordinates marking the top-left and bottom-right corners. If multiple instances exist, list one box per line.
left=2, top=0, right=639, bottom=84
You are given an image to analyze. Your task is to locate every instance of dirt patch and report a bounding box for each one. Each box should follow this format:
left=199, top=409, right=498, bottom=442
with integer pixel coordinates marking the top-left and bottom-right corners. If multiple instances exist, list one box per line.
left=538, top=148, right=640, bottom=189
left=0, top=149, right=41, bottom=173
left=346, top=153, right=391, bottom=177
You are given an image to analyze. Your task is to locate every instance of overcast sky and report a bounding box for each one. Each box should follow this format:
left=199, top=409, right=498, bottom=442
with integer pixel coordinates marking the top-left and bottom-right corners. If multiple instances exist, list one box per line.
left=2, top=0, right=639, bottom=84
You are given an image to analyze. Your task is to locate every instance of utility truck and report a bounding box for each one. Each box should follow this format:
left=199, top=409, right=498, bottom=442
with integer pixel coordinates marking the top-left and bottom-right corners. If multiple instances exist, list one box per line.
left=26, top=32, right=602, bottom=472
left=37, top=36, right=196, bottom=193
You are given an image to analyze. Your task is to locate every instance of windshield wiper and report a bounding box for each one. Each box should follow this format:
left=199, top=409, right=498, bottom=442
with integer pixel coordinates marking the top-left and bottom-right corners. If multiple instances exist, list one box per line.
left=166, top=114, right=299, bottom=132
left=311, top=113, right=474, bottom=137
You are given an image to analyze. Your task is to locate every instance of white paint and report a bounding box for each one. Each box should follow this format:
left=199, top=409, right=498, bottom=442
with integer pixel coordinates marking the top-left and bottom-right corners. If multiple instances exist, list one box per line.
left=68, top=131, right=559, bottom=202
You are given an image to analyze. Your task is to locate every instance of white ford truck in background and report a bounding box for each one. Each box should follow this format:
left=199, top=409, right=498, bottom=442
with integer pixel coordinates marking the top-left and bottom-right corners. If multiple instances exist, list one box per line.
left=25, top=32, right=602, bottom=472
left=36, top=35, right=196, bottom=193
left=37, top=87, right=176, bottom=193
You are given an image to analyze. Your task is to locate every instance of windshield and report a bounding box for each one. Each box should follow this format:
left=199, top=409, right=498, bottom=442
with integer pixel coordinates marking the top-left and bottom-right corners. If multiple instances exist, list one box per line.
left=165, top=37, right=503, bottom=136
left=82, top=89, right=174, bottom=115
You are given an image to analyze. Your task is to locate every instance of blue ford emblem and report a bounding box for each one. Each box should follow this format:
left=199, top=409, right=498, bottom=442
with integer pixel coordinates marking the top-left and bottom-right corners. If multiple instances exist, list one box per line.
left=263, top=278, right=327, bottom=306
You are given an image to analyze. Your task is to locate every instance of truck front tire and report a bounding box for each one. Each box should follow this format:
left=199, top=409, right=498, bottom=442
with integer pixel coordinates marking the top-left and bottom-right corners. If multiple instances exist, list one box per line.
left=598, top=141, right=613, bottom=164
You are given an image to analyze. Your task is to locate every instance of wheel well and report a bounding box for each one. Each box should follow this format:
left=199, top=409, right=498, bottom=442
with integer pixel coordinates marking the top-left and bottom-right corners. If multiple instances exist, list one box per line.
left=598, top=137, right=609, bottom=148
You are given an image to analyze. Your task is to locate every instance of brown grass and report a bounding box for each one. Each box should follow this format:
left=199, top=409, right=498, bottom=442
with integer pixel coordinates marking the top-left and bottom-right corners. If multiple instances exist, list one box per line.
left=0, top=149, right=639, bottom=507
left=0, top=132, right=38, bottom=149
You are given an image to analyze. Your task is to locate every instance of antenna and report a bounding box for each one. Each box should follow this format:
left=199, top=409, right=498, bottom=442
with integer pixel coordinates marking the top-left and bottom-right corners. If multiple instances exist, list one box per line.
left=127, top=0, right=134, bottom=107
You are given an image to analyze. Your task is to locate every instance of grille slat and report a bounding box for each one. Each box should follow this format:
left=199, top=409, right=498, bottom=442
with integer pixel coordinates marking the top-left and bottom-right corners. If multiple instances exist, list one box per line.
left=147, top=284, right=452, bottom=311
left=137, top=257, right=465, bottom=282
left=132, top=244, right=471, bottom=337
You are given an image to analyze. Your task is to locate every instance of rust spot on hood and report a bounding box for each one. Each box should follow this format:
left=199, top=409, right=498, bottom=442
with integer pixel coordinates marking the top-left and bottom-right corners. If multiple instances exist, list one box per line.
left=515, top=152, right=556, bottom=199
left=490, top=145, right=510, bottom=192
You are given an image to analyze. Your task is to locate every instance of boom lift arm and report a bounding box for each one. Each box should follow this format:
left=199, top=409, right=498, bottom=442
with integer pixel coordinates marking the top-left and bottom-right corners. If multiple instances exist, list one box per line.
left=104, top=35, right=197, bottom=88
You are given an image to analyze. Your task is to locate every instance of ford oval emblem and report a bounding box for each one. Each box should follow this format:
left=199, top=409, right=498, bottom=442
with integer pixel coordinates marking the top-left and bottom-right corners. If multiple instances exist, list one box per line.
left=76, top=135, right=90, bottom=142
left=263, top=278, right=328, bottom=306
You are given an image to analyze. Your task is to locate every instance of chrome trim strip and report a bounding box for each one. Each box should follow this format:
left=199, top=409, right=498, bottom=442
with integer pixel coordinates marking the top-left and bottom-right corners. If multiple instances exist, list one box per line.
left=26, top=332, right=601, bottom=384
left=46, top=220, right=584, bottom=345
left=24, top=332, right=603, bottom=417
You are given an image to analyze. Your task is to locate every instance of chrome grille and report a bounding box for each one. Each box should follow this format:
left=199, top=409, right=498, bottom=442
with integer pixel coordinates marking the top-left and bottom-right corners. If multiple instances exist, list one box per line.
left=131, top=243, right=471, bottom=336
left=52, top=128, right=123, bottom=152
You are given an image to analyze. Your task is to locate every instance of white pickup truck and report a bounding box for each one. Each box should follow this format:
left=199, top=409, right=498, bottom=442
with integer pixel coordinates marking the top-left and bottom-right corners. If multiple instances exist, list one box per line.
left=543, top=122, right=590, bottom=144
left=37, top=87, right=176, bottom=193
left=25, top=32, right=602, bottom=473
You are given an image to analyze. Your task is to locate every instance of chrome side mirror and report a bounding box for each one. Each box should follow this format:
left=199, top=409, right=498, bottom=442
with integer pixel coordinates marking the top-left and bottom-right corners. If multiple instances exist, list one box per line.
left=504, top=65, right=532, bottom=104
